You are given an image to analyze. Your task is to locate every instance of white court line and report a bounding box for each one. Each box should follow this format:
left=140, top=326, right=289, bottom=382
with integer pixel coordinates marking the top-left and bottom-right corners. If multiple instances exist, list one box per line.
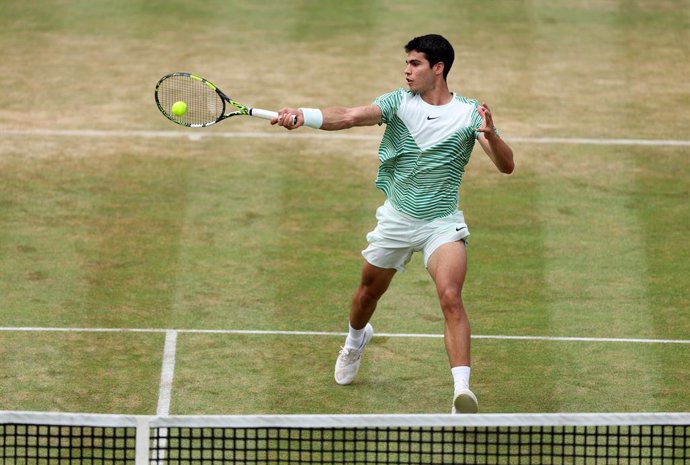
left=0, top=326, right=688, bottom=344
left=153, top=330, right=176, bottom=465
left=1, top=128, right=689, bottom=146
left=156, top=330, right=177, bottom=417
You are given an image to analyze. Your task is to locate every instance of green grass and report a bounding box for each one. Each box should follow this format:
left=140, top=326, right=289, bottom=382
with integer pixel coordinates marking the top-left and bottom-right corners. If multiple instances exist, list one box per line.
left=0, top=331, right=163, bottom=413
left=0, top=0, right=688, bottom=415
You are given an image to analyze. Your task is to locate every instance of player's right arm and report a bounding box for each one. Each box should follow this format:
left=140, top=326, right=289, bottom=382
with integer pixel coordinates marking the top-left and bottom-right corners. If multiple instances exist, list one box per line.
left=273, top=105, right=382, bottom=130
left=319, top=105, right=382, bottom=130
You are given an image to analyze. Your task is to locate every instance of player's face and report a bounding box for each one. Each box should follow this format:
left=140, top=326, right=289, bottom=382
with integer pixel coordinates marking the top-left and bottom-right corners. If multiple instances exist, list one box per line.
left=405, top=51, right=435, bottom=94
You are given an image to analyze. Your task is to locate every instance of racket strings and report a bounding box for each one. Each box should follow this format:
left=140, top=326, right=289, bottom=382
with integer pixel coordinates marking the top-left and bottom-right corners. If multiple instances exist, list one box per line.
left=157, top=74, right=224, bottom=126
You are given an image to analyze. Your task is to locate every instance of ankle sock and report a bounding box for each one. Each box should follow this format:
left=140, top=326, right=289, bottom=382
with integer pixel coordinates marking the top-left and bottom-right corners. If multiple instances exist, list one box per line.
left=345, top=323, right=366, bottom=349
left=451, top=366, right=471, bottom=392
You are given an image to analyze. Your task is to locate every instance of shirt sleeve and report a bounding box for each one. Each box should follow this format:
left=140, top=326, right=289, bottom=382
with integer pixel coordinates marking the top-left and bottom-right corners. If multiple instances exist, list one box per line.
left=373, top=88, right=405, bottom=125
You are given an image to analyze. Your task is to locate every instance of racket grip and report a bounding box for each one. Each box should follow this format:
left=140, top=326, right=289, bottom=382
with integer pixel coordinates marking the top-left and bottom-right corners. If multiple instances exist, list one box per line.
left=250, top=108, right=279, bottom=120
left=250, top=108, right=298, bottom=125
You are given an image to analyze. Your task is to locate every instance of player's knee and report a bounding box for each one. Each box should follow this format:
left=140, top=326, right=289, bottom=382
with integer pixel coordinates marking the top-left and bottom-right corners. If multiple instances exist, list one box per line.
left=439, top=286, right=461, bottom=304
left=354, top=284, right=384, bottom=308
left=438, top=288, right=464, bottom=316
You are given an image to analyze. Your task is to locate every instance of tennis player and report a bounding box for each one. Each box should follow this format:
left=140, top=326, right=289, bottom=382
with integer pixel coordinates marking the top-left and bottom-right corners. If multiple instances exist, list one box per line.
left=273, top=34, right=514, bottom=413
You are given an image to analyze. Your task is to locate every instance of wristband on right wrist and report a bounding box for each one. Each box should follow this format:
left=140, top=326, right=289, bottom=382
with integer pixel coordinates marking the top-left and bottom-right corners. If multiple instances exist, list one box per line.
left=299, top=107, right=323, bottom=129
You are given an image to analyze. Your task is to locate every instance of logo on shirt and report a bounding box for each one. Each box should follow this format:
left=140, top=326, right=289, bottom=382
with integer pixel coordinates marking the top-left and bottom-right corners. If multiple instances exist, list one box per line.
left=426, top=116, right=440, bottom=120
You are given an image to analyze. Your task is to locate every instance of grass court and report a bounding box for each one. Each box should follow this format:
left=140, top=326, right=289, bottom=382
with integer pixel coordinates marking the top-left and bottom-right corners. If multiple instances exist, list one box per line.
left=0, top=0, right=688, bottom=415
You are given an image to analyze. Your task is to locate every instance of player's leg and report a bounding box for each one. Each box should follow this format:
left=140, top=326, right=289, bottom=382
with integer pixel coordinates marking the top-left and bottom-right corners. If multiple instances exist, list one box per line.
left=427, top=241, right=470, bottom=366
left=336, top=200, right=412, bottom=385
left=334, top=261, right=396, bottom=385
left=426, top=240, right=478, bottom=413
left=349, top=261, right=397, bottom=331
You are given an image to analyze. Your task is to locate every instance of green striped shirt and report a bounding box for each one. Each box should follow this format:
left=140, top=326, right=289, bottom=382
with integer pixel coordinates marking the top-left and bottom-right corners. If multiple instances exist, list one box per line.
left=373, top=88, right=484, bottom=220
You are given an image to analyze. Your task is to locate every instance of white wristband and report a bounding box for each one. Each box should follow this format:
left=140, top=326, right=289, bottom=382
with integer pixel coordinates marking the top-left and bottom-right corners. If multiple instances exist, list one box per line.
left=299, top=107, right=323, bottom=129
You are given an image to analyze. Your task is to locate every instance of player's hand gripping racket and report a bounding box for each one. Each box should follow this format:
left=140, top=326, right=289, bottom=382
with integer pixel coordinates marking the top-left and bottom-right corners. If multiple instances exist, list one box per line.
left=155, top=72, right=294, bottom=128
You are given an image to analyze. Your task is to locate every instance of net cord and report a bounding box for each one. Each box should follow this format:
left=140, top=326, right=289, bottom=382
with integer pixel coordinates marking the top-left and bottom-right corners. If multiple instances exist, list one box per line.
left=3, top=411, right=690, bottom=428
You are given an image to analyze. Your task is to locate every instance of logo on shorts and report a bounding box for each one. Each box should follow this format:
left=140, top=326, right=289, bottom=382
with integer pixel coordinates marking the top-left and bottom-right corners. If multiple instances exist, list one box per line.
left=456, top=226, right=466, bottom=232
left=426, top=116, right=440, bottom=120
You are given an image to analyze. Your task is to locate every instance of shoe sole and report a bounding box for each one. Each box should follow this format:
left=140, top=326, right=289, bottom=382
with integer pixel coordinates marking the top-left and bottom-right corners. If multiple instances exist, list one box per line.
left=453, top=390, right=479, bottom=414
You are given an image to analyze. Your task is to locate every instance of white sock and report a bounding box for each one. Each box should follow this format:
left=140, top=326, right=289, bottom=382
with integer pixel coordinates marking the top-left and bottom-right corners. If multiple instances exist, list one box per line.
left=345, top=323, right=366, bottom=349
left=451, top=366, right=471, bottom=392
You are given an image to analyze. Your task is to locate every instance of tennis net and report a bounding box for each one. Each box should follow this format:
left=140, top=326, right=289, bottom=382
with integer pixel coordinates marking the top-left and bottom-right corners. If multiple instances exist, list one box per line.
left=1, top=411, right=688, bottom=464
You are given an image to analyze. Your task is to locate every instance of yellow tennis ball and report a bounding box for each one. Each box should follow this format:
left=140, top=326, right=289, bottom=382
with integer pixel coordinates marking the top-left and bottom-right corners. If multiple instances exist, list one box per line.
left=171, top=101, right=187, bottom=116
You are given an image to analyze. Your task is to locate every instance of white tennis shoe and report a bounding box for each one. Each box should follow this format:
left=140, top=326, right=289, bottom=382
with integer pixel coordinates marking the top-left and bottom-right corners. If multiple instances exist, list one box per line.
left=451, top=388, right=479, bottom=414
left=334, top=323, right=373, bottom=385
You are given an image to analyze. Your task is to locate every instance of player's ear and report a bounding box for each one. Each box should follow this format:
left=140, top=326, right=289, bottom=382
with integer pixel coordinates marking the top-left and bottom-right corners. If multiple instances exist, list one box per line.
left=433, top=61, right=445, bottom=76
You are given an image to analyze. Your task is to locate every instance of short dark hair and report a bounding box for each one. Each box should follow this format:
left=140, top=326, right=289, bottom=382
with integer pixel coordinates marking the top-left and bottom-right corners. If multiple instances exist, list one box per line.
left=404, top=34, right=455, bottom=80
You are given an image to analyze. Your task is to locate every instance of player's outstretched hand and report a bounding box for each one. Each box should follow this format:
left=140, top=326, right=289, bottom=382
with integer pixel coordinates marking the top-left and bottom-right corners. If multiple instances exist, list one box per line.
left=272, top=108, right=302, bottom=130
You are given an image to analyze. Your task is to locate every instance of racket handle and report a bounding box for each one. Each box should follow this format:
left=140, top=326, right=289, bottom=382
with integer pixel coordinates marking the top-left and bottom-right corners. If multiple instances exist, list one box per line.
left=249, top=108, right=278, bottom=120
left=250, top=108, right=299, bottom=125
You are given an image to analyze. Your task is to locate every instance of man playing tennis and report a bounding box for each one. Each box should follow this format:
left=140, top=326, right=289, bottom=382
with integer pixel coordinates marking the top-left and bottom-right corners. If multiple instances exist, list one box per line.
left=273, top=34, right=514, bottom=413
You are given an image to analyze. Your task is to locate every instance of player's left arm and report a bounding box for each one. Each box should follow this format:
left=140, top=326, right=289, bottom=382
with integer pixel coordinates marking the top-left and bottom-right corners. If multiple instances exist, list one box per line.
left=476, top=103, right=514, bottom=174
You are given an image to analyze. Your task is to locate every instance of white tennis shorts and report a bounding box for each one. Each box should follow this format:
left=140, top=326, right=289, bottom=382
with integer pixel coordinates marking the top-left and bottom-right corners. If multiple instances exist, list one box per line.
left=361, top=200, right=470, bottom=272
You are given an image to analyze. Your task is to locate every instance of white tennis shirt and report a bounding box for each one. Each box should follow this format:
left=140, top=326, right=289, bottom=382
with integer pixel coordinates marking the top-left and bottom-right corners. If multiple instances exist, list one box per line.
left=373, top=88, right=485, bottom=220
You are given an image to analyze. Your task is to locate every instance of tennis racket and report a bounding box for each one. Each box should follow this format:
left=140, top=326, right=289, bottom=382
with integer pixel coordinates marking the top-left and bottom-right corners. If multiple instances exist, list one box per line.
left=155, top=72, right=293, bottom=128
